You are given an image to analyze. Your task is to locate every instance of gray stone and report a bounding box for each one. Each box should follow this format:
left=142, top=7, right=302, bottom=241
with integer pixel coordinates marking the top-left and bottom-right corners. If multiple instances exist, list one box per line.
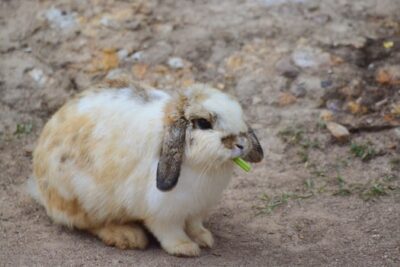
left=275, top=57, right=299, bottom=78
left=44, top=8, right=77, bottom=30
left=167, top=57, right=184, bottom=69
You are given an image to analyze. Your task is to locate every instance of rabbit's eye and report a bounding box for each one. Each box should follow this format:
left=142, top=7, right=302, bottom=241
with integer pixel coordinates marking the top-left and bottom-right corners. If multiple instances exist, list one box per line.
left=192, top=118, right=212, bottom=130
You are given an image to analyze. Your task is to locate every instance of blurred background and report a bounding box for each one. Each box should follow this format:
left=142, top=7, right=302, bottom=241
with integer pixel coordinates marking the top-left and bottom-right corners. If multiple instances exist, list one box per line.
left=1, top=0, right=399, bottom=266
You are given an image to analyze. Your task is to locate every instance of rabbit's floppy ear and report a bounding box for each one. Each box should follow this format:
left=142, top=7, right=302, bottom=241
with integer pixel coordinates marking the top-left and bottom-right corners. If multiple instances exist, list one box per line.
left=157, top=96, right=188, bottom=191
left=243, top=127, right=264, bottom=163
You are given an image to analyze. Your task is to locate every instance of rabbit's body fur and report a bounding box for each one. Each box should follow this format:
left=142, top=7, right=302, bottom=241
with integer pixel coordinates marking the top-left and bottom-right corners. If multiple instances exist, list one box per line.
left=31, top=81, right=262, bottom=256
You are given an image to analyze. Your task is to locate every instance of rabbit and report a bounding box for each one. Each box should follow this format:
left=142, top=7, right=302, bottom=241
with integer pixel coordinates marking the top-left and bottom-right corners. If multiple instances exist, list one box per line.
left=29, top=79, right=263, bottom=257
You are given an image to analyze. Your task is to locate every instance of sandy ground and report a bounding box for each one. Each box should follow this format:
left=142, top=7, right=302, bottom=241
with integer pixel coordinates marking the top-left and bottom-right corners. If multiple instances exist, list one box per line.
left=1, top=0, right=400, bottom=266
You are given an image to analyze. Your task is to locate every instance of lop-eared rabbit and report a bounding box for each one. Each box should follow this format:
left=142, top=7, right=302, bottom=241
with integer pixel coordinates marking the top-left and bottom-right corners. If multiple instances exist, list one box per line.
left=29, top=80, right=263, bottom=256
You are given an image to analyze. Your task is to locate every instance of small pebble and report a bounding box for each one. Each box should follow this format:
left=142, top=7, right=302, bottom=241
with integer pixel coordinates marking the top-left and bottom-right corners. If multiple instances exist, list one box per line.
left=44, top=8, right=76, bottom=30
left=275, top=57, right=299, bottom=78
left=394, top=127, right=400, bottom=140
left=290, top=83, right=307, bottom=97
left=326, top=99, right=343, bottom=112
left=326, top=122, right=350, bottom=142
left=130, top=51, right=144, bottom=62
left=28, top=68, right=47, bottom=86
left=321, top=80, right=333, bottom=88
left=117, top=49, right=129, bottom=60
left=252, top=96, right=262, bottom=104
left=167, top=57, right=184, bottom=69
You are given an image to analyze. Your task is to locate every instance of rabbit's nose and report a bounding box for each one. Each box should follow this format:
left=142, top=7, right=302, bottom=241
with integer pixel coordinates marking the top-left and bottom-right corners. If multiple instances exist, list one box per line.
left=235, top=144, right=244, bottom=150
left=235, top=136, right=247, bottom=150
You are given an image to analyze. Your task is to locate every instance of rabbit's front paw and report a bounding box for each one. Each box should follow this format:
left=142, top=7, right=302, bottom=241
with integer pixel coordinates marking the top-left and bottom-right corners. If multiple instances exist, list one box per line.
left=164, top=240, right=201, bottom=257
left=93, top=223, right=148, bottom=250
left=187, top=225, right=214, bottom=248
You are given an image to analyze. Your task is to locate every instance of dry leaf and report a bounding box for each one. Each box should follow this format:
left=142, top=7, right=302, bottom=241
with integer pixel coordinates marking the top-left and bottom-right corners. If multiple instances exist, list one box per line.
left=347, top=101, right=368, bottom=114
left=376, top=66, right=400, bottom=85
left=391, top=103, right=400, bottom=116
left=278, top=92, right=296, bottom=106
left=153, top=64, right=169, bottom=75
left=101, top=48, right=119, bottom=71
left=383, top=114, right=400, bottom=125
left=330, top=55, right=344, bottom=65
left=376, top=69, right=392, bottom=84
left=87, top=49, right=119, bottom=72
left=383, top=41, right=394, bottom=49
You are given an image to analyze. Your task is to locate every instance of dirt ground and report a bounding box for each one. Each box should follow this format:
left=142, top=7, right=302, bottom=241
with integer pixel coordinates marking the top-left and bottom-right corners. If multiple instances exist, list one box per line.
left=1, top=0, right=400, bottom=266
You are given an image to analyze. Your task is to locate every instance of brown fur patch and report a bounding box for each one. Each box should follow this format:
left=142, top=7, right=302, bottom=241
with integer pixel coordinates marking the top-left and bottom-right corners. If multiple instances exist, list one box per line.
left=33, top=89, right=146, bottom=233
left=163, top=94, right=187, bottom=126
left=221, top=134, right=237, bottom=149
left=45, top=187, right=94, bottom=229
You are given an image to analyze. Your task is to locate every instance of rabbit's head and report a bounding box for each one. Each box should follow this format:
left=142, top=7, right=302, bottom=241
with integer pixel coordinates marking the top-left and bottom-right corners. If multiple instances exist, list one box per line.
left=157, top=84, right=263, bottom=191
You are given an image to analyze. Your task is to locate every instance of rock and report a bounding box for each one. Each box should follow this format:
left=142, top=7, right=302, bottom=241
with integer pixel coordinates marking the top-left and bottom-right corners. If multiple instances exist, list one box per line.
left=154, top=24, right=174, bottom=36
left=130, top=51, right=144, bottom=62
left=320, top=80, right=333, bottom=89
left=28, top=68, right=47, bottom=87
left=326, top=99, right=343, bottom=112
left=100, top=16, right=120, bottom=29
left=44, top=8, right=77, bottom=30
left=292, top=47, right=331, bottom=69
left=143, top=42, right=172, bottom=64
left=167, top=57, right=184, bottom=69
left=275, top=57, right=299, bottom=78
left=326, top=122, right=350, bottom=141
left=394, top=127, right=400, bottom=140
left=290, top=83, right=307, bottom=97
left=117, top=49, right=129, bottom=61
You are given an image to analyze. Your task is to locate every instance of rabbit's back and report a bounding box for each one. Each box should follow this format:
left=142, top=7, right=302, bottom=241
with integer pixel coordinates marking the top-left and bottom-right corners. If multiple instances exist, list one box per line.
left=33, top=86, right=170, bottom=228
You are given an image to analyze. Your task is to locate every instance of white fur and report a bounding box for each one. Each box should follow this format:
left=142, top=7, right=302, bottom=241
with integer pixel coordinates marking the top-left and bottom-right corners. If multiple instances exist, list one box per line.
left=146, top=163, right=233, bottom=219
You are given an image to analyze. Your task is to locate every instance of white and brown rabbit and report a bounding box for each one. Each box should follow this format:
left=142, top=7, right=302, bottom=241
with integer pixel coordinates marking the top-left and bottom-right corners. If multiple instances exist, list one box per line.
left=29, top=79, right=263, bottom=256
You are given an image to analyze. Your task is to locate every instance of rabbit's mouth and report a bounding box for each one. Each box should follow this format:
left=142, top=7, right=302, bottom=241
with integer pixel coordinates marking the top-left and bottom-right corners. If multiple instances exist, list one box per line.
left=230, top=145, right=245, bottom=159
